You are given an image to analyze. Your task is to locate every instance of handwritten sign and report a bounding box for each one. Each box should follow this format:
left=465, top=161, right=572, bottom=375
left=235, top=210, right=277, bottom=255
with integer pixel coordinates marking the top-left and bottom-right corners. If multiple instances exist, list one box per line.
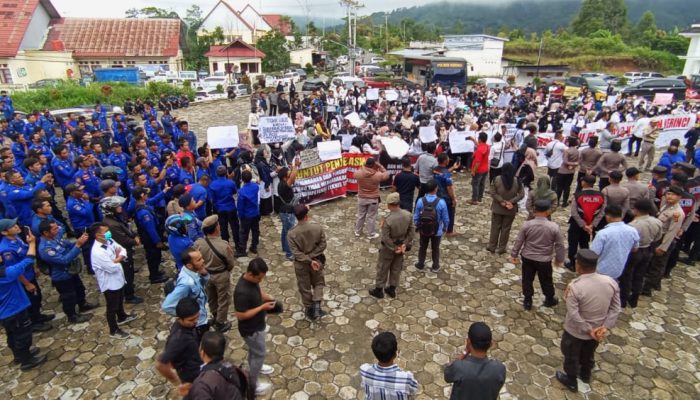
left=449, top=131, right=475, bottom=154
left=258, top=116, right=296, bottom=143
left=206, top=125, right=239, bottom=149
left=563, top=86, right=580, bottom=97
left=385, top=90, right=399, bottom=102
left=495, top=93, right=513, bottom=108
left=344, top=112, right=365, bottom=128
left=299, top=148, right=322, bottom=169
left=340, top=134, right=354, bottom=150
left=317, top=140, right=342, bottom=161
left=380, top=136, right=410, bottom=159
left=419, top=126, right=438, bottom=143
left=366, top=88, right=379, bottom=100
left=652, top=93, right=673, bottom=106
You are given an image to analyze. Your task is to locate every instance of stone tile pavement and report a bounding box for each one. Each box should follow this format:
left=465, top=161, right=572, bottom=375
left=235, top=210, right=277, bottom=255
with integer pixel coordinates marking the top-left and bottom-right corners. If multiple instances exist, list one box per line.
left=1, top=99, right=699, bottom=399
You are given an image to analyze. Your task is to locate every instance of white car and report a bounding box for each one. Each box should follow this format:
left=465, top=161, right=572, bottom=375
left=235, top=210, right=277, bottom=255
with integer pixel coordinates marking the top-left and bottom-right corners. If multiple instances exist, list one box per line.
left=331, top=76, right=365, bottom=89
left=337, top=55, right=348, bottom=65
left=370, top=56, right=385, bottom=64
left=476, top=78, right=509, bottom=90
left=197, top=76, right=227, bottom=91
left=284, top=72, right=300, bottom=84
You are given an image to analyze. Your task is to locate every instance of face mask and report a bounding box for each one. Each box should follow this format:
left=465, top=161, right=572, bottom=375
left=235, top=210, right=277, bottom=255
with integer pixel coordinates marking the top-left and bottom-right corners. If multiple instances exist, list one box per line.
left=104, top=231, right=112, bottom=241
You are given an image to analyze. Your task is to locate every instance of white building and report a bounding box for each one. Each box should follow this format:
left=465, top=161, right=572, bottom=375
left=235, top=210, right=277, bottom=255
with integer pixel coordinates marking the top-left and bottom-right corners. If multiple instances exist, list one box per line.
left=199, top=0, right=291, bottom=44
left=680, top=23, right=700, bottom=77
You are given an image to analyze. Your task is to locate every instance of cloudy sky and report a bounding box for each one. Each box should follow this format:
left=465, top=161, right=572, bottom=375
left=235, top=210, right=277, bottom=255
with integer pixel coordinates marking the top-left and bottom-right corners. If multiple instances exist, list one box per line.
left=51, top=0, right=516, bottom=19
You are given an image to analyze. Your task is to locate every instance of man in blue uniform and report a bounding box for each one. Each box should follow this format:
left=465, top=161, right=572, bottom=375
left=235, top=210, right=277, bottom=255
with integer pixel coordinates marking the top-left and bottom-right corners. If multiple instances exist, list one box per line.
left=38, top=220, right=97, bottom=323
left=188, top=175, right=209, bottom=221
left=50, top=145, right=75, bottom=196
left=5, top=169, right=48, bottom=226
left=179, top=193, right=203, bottom=241
left=0, top=228, right=47, bottom=370
left=66, top=183, right=96, bottom=273
left=237, top=170, right=261, bottom=255
left=209, top=165, right=242, bottom=251
left=166, top=214, right=194, bottom=271
left=0, top=218, right=53, bottom=331
left=133, top=187, right=169, bottom=284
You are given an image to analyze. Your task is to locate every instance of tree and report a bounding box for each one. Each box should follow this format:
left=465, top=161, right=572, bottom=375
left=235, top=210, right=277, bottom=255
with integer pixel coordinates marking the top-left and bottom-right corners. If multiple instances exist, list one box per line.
left=184, top=5, right=204, bottom=30
left=570, top=0, right=628, bottom=37
left=636, top=11, right=657, bottom=35
left=125, top=6, right=179, bottom=19
left=256, top=31, right=290, bottom=72
left=184, top=27, right=224, bottom=71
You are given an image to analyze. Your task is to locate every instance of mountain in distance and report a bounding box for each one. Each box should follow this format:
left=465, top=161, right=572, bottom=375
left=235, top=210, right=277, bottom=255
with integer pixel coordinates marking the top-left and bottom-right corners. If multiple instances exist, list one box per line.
left=366, top=0, right=697, bottom=33
left=290, top=16, right=344, bottom=32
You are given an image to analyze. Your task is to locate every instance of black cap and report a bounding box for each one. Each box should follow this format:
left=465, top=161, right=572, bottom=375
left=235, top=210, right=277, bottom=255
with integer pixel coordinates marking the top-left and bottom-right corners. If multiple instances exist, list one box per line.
left=671, top=172, right=688, bottom=185
left=668, top=185, right=684, bottom=196
left=468, top=322, right=492, bottom=348
left=534, top=199, right=552, bottom=212
left=576, top=249, right=598, bottom=268
left=625, top=167, right=640, bottom=177
left=651, top=165, right=667, bottom=175
left=673, top=162, right=696, bottom=176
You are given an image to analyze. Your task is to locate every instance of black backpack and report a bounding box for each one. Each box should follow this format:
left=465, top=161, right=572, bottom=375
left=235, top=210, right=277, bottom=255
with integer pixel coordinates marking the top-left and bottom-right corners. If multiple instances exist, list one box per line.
left=418, top=196, right=440, bottom=236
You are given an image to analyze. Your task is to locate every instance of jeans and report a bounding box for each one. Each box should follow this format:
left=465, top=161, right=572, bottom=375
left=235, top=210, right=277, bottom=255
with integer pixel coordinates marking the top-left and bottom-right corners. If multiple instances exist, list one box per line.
left=417, top=235, right=441, bottom=270
left=243, top=330, right=267, bottom=387
left=471, top=172, right=488, bottom=201
left=0, top=309, right=33, bottom=363
left=620, top=247, right=653, bottom=303
left=521, top=256, right=555, bottom=300
left=103, top=288, right=127, bottom=334
left=627, top=136, right=642, bottom=156
left=52, top=275, right=87, bottom=317
left=240, top=216, right=261, bottom=252
left=280, top=212, right=296, bottom=257
left=218, top=209, right=242, bottom=252
left=561, top=330, right=598, bottom=380
left=355, top=198, right=379, bottom=236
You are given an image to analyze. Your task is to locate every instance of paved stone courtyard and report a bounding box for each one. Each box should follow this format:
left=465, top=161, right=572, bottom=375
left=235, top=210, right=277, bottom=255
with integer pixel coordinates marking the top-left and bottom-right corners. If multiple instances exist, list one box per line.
left=1, top=98, right=699, bottom=399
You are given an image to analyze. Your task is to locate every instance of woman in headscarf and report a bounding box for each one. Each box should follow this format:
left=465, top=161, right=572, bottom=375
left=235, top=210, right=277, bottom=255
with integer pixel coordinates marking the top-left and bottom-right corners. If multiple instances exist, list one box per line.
left=526, top=176, right=558, bottom=220
left=487, top=163, right=524, bottom=254
left=269, top=144, right=288, bottom=214
left=255, top=145, right=274, bottom=216
left=516, top=147, right=538, bottom=212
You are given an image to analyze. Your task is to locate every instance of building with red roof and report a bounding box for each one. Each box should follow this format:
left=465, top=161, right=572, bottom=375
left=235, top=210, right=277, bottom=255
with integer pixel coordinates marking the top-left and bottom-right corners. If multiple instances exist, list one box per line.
left=204, top=39, right=265, bottom=77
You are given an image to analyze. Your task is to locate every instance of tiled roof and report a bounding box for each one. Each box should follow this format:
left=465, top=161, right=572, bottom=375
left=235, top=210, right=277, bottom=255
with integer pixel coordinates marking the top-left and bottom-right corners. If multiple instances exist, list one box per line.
left=0, top=0, right=60, bottom=57
left=262, top=14, right=291, bottom=35
left=204, top=39, right=265, bottom=58
left=43, top=17, right=182, bottom=58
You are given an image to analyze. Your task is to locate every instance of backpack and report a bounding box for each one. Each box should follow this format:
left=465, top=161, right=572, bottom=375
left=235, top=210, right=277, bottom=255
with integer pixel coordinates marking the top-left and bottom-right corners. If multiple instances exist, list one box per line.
left=418, top=196, right=440, bottom=236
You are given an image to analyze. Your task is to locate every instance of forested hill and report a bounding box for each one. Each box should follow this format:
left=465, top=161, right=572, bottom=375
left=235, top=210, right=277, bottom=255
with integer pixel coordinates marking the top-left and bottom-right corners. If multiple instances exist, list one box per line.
left=370, top=0, right=696, bottom=33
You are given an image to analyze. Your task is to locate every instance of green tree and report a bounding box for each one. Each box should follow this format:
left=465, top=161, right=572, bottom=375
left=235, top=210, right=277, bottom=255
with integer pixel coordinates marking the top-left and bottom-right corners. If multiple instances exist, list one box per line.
left=636, top=10, right=657, bottom=35
left=125, top=6, right=179, bottom=19
left=184, top=27, right=224, bottom=71
left=570, top=0, right=628, bottom=37
left=257, top=30, right=290, bottom=72
left=184, top=5, right=204, bottom=29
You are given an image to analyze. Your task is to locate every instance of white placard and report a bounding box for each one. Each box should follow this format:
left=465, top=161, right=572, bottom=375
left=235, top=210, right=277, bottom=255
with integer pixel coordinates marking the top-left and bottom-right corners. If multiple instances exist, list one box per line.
left=344, top=112, right=365, bottom=128
left=380, top=136, right=410, bottom=159
left=340, top=134, right=354, bottom=150
left=258, top=116, right=296, bottom=143
left=605, top=95, right=617, bottom=107
left=419, top=126, right=438, bottom=143
left=206, top=125, right=239, bottom=149
left=495, top=93, right=513, bottom=108
left=385, top=90, right=399, bottom=102
left=317, top=140, right=342, bottom=161
left=366, top=88, right=379, bottom=100
left=300, top=148, right=322, bottom=169
left=449, top=131, right=475, bottom=154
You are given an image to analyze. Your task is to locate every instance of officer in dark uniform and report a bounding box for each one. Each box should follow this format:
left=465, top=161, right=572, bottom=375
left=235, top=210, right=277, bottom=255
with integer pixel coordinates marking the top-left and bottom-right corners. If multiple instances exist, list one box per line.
left=650, top=165, right=670, bottom=212
left=38, top=220, right=97, bottom=323
left=133, top=187, right=168, bottom=284
left=680, top=165, right=700, bottom=265
left=66, top=183, right=95, bottom=273
left=664, top=172, right=696, bottom=277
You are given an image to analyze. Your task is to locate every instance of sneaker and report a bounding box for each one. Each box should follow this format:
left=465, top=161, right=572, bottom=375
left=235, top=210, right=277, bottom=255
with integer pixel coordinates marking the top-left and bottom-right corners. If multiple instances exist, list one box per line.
left=543, top=297, right=559, bottom=307
left=384, top=286, right=396, bottom=298
left=414, top=262, right=425, bottom=271
left=68, top=314, right=92, bottom=324
left=31, top=322, right=52, bottom=332
left=255, top=381, right=272, bottom=395
left=214, top=321, right=232, bottom=332
left=78, top=302, right=99, bottom=313
left=523, top=298, right=533, bottom=311
left=367, top=233, right=380, bottom=240
left=150, top=276, right=168, bottom=284
left=368, top=287, right=384, bottom=298
left=354, top=230, right=361, bottom=238
left=249, top=247, right=258, bottom=254
left=124, top=296, right=144, bottom=305
left=430, top=265, right=440, bottom=273
left=20, top=354, right=47, bottom=371
left=14, top=346, right=40, bottom=364
left=117, top=314, right=138, bottom=325
left=234, top=252, right=247, bottom=258
left=38, top=313, right=55, bottom=322
left=285, top=254, right=294, bottom=261
left=260, top=364, right=274, bottom=375
left=555, top=370, right=578, bottom=392
left=110, top=329, right=130, bottom=339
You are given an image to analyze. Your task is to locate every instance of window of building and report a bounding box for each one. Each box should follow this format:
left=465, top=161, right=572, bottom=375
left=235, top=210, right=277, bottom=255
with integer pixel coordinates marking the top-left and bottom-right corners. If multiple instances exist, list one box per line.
left=212, top=62, right=218, bottom=72
left=112, top=61, right=124, bottom=68
left=126, top=61, right=135, bottom=65
left=241, top=62, right=259, bottom=73
left=0, top=64, right=12, bottom=84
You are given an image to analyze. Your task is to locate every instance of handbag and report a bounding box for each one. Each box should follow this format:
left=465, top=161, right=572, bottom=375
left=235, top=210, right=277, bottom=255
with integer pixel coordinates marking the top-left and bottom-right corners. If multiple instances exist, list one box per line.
left=490, top=142, right=506, bottom=168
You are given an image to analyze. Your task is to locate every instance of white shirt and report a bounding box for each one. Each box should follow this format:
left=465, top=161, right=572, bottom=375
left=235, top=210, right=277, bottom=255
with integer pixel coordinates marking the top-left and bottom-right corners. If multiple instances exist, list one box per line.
left=91, top=239, right=126, bottom=292
left=546, top=139, right=567, bottom=169
left=632, top=117, right=650, bottom=138
left=489, top=141, right=506, bottom=169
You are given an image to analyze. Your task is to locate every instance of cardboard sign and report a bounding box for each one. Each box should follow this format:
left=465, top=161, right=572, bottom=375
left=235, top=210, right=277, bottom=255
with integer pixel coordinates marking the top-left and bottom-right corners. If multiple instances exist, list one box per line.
left=206, top=125, right=239, bottom=149
left=448, top=131, right=474, bottom=154
left=317, top=140, right=342, bottom=161
left=380, top=136, right=410, bottom=159
left=652, top=93, right=673, bottom=106
left=258, top=116, right=296, bottom=143
left=299, top=148, right=322, bottom=169
left=563, top=86, right=580, bottom=97
left=495, top=93, right=513, bottom=108
left=385, top=90, right=399, bottom=102
left=419, top=126, right=438, bottom=143
left=605, top=95, right=617, bottom=107
left=340, top=134, right=354, bottom=150
left=366, top=88, right=379, bottom=100
left=344, top=112, right=365, bottom=128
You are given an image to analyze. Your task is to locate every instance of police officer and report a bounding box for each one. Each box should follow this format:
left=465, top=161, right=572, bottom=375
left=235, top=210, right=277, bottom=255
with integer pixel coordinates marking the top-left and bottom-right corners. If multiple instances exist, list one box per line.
left=194, top=215, right=235, bottom=332
left=133, top=187, right=168, bottom=284
left=369, top=192, right=414, bottom=299
left=650, top=165, right=670, bottom=211
left=66, top=182, right=95, bottom=273
left=0, top=218, right=53, bottom=331
left=288, top=204, right=327, bottom=320
left=38, top=219, right=97, bottom=323
left=566, top=175, right=605, bottom=271
left=0, top=227, right=47, bottom=370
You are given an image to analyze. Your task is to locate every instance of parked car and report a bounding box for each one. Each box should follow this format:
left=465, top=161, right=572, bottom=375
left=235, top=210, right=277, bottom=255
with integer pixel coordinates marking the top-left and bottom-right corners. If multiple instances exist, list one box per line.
left=623, top=71, right=643, bottom=83
left=301, top=79, right=327, bottom=92
left=295, top=69, right=308, bottom=81
left=330, top=76, right=365, bottom=89
left=475, top=77, right=509, bottom=90
left=197, top=76, right=227, bottom=91
left=337, top=55, right=348, bottom=65
left=540, top=75, right=566, bottom=85
left=283, top=72, right=300, bottom=84
left=226, top=84, right=250, bottom=96
left=28, top=79, right=62, bottom=89
left=565, top=76, right=612, bottom=98
left=620, top=78, right=687, bottom=100
left=580, top=72, right=604, bottom=78
left=370, top=56, right=385, bottom=64
left=639, top=71, right=664, bottom=79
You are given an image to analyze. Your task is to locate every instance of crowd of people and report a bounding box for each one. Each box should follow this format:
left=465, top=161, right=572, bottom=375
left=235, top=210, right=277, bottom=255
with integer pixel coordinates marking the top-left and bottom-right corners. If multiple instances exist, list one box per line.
left=0, top=76, right=699, bottom=399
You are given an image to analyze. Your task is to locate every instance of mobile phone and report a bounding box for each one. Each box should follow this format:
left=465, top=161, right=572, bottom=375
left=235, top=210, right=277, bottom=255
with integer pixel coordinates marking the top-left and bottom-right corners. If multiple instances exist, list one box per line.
left=21, top=226, right=30, bottom=237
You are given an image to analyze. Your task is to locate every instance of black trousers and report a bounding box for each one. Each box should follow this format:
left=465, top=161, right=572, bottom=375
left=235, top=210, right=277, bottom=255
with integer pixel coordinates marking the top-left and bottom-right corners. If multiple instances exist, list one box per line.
left=665, top=240, right=683, bottom=277
left=521, top=256, right=555, bottom=300
left=561, top=330, right=598, bottom=380
left=75, top=227, right=94, bottom=274
left=547, top=168, right=559, bottom=194
left=218, top=209, right=242, bottom=252
left=627, top=136, right=642, bottom=156
left=599, top=177, right=610, bottom=191
left=23, top=278, right=43, bottom=324
left=417, top=235, right=441, bottom=270
left=52, top=275, right=87, bottom=317
left=417, top=183, right=430, bottom=200
left=121, top=256, right=135, bottom=299
left=644, top=242, right=674, bottom=292
left=567, top=222, right=591, bottom=262
left=143, top=241, right=163, bottom=281
left=0, top=309, right=33, bottom=363
left=446, top=203, right=455, bottom=234
left=620, top=247, right=653, bottom=303
left=103, top=288, right=127, bottom=334
left=684, top=222, right=700, bottom=261
left=556, top=173, right=575, bottom=205
left=240, top=216, right=260, bottom=252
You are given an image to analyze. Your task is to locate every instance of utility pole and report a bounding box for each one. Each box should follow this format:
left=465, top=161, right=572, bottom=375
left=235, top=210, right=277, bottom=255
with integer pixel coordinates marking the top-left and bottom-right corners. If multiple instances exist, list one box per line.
left=535, top=36, right=544, bottom=80
left=385, top=14, right=388, bottom=54
left=340, top=0, right=363, bottom=77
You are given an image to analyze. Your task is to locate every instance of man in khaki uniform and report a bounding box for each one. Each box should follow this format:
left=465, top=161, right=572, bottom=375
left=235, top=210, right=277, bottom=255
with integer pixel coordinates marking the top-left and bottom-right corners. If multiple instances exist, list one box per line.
left=194, top=215, right=235, bottom=332
left=369, top=192, right=414, bottom=299
left=288, top=204, right=327, bottom=320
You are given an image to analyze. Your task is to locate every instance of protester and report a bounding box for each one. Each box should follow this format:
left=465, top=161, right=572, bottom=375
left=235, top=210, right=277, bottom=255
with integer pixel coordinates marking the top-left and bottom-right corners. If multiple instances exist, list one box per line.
left=359, top=331, right=418, bottom=399
left=162, top=247, right=210, bottom=337
left=413, top=179, right=450, bottom=273
left=277, top=161, right=301, bottom=260
left=237, top=170, right=261, bottom=255
left=488, top=163, right=524, bottom=254
left=185, top=331, right=246, bottom=400
left=392, top=156, right=420, bottom=212
left=444, top=322, right=506, bottom=400
left=556, top=136, right=579, bottom=206
left=590, top=205, right=640, bottom=280
left=469, top=132, right=490, bottom=205
left=545, top=130, right=566, bottom=194
left=354, top=157, right=389, bottom=240
left=434, top=153, right=459, bottom=235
